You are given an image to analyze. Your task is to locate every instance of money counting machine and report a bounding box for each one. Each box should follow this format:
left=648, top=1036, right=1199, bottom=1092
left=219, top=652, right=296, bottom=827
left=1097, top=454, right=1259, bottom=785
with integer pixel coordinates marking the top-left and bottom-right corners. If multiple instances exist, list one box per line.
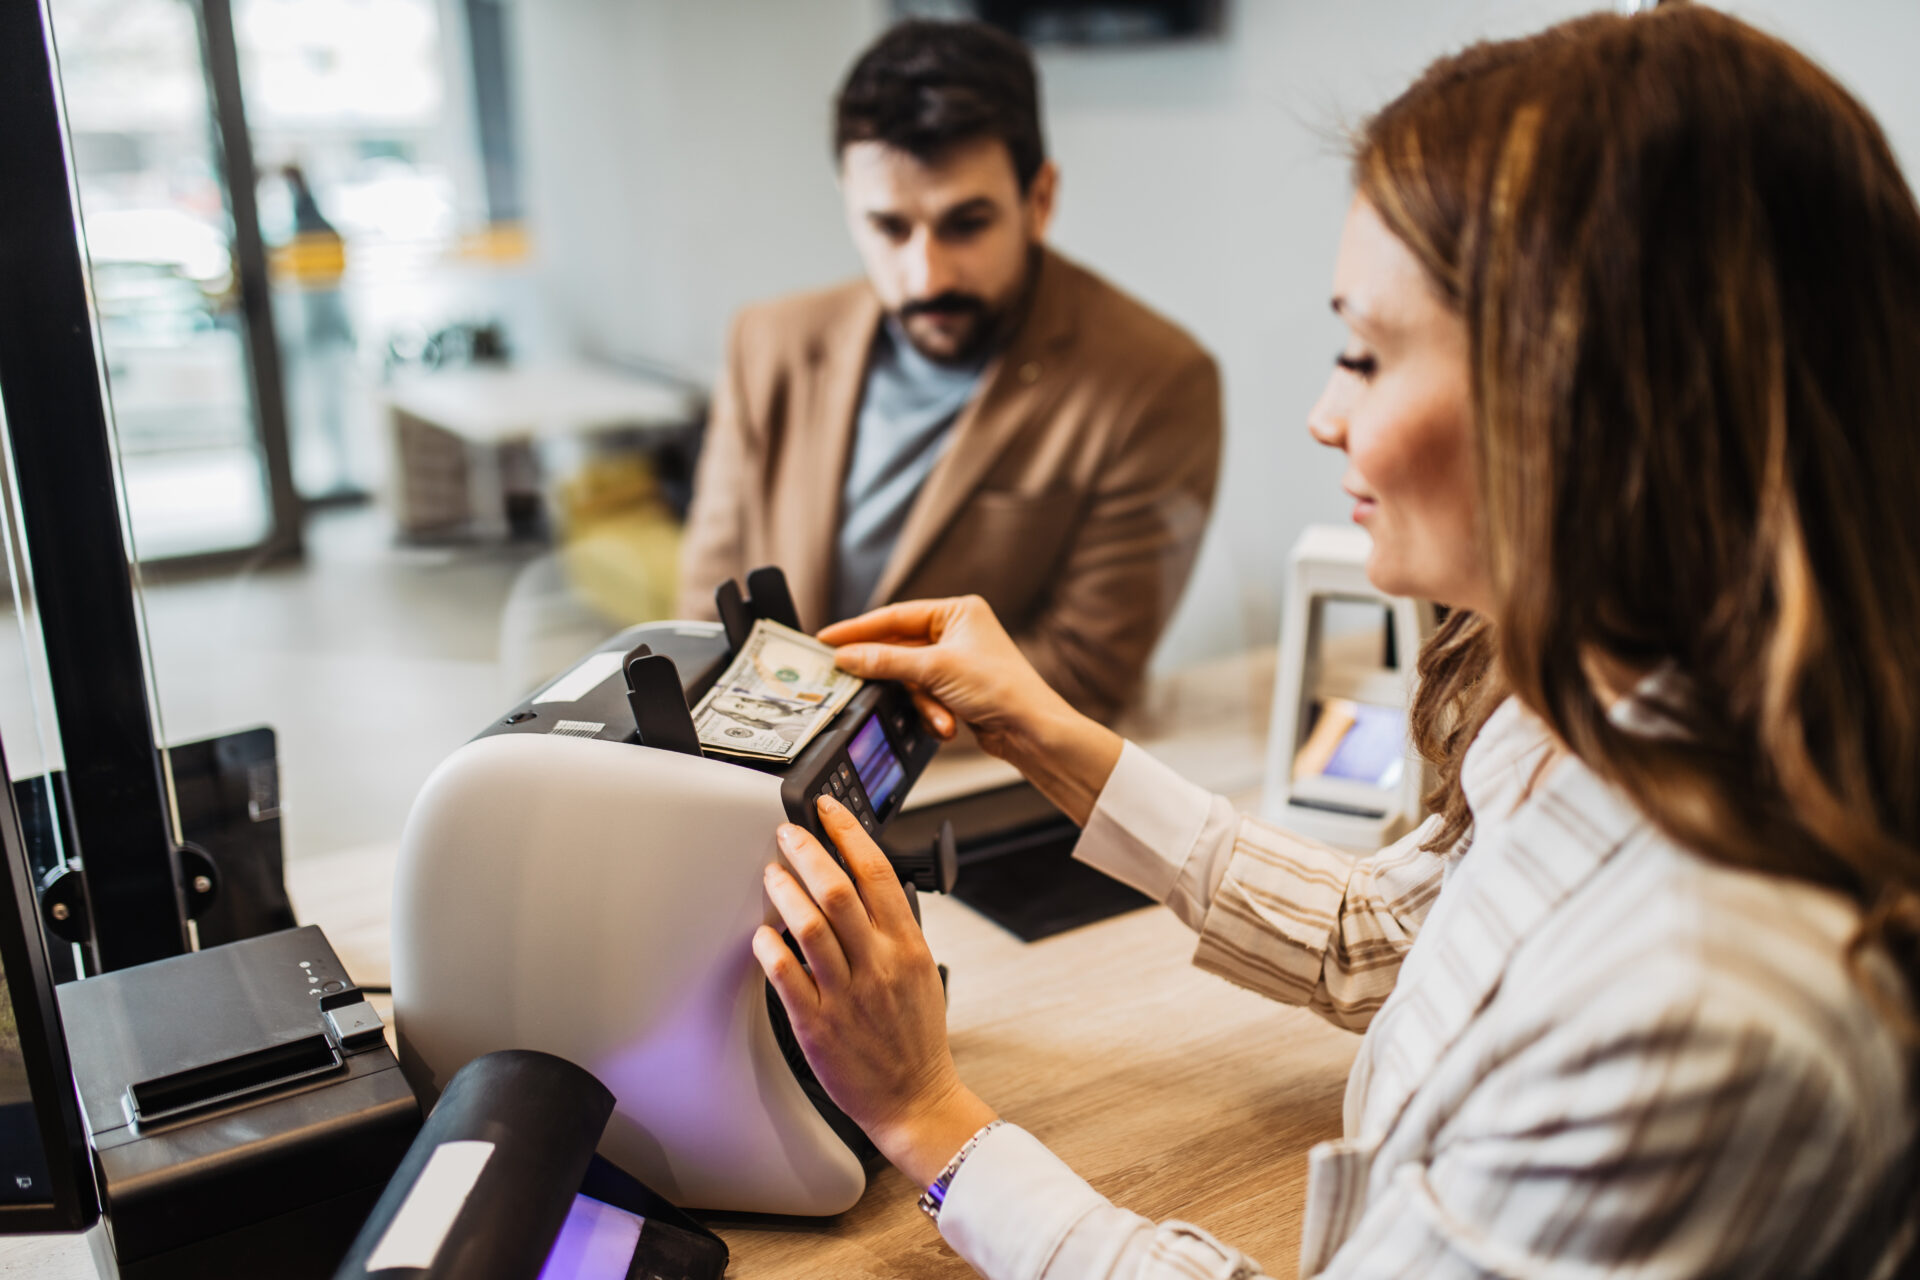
left=392, top=567, right=956, bottom=1217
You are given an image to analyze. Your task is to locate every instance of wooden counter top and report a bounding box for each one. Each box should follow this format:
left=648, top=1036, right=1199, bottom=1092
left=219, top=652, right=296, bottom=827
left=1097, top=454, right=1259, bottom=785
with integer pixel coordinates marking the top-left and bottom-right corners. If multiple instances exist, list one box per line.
left=0, top=782, right=1355, bottom=1278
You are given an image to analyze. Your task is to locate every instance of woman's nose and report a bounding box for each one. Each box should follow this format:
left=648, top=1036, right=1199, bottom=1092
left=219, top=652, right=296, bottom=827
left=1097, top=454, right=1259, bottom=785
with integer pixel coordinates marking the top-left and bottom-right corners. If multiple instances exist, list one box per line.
left=1307, top=379, right=1348, bottom=449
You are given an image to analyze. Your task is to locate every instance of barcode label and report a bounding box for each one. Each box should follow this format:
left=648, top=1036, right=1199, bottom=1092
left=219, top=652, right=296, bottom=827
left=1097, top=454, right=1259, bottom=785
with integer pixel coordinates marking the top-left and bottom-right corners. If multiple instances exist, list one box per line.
left=551, top=720, right=605, bottom=739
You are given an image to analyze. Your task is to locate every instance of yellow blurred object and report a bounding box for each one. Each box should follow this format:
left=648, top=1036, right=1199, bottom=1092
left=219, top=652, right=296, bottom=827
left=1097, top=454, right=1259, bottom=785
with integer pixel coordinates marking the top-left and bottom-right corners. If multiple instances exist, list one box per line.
left=456, top=221, right=531, bottom=264
left=555, top=454, right=682, bottom=624
left=270, top=229, right=347, bottom=287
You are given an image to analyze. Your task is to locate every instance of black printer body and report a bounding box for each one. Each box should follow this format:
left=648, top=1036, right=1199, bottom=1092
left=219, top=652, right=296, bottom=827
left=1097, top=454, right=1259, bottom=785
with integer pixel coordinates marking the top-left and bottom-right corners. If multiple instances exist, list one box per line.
left=59, top=924, right=418, bottom=1279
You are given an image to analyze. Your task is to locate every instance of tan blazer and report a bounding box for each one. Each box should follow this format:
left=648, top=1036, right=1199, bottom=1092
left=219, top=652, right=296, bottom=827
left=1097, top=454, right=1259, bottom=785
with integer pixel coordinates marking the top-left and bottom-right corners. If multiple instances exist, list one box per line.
left=677, top=247, right=1222, bottom=720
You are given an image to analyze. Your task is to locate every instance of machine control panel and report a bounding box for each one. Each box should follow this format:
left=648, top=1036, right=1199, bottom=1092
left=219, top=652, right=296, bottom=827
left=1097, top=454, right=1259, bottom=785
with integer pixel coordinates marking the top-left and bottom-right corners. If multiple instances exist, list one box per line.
left=474, top=616, right=946, bottom=880
left=780, top=682, right=938, bottom=850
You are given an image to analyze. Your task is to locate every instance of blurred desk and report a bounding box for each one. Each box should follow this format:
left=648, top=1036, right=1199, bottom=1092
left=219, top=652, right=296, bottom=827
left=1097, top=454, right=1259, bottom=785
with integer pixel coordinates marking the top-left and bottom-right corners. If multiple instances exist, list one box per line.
left=384, top=360, right=699, bottom=540
left=905, top=645, right=1275, bottom=813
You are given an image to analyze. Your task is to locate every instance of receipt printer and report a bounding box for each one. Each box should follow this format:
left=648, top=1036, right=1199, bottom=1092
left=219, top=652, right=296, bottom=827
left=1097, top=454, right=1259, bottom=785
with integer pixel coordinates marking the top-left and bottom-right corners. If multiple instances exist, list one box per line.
left=393, top=568, right=953, bottom=1216
left=58, top=924, right=420, bottom=1279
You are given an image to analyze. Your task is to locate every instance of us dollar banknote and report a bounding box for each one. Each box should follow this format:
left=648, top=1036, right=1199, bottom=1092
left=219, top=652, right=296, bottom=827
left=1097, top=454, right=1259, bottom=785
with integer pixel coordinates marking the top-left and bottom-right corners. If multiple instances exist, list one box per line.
left=690, top=619, right=862, bottom=760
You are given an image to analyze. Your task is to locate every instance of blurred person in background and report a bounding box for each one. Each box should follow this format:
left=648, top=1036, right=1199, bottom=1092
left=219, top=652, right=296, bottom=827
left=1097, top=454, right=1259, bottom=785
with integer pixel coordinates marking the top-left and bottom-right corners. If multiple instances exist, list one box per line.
left=274, top=163, right=356, bottom=494
left=677, top=20, right=1222, bottom=724
left=752, top=7, right=1920, bottom=1277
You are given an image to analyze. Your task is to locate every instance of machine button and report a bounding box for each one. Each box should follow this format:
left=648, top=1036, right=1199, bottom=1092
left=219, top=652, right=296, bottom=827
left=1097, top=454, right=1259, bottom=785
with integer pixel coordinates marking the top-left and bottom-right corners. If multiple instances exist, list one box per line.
left=325, top=1000, right=387, bottom=1051
left=859, top=813, right=876, bottom=832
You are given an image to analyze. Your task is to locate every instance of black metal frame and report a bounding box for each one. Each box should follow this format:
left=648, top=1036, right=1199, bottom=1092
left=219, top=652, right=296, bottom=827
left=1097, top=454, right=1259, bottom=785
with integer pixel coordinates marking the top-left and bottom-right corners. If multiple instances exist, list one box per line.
left=198, top=0, right=303, bottom=562
left=0, top=725, right=97, bottom=1231
left=0, top=0, right=191, bottom=971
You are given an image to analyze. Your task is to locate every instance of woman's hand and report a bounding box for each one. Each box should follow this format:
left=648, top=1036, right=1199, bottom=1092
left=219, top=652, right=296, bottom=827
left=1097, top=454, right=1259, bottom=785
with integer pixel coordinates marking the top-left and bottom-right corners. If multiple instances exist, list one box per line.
left=819, top=595, right=1065, bottom=756
left=752, top=795, right=998, bottom=1186
left=822, top=596, right=1124, bottom=826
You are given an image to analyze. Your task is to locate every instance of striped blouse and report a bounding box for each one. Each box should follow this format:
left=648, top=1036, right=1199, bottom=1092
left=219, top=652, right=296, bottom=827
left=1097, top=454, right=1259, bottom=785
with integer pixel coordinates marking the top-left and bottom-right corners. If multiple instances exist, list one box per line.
left=936, top=696, right=1917, bottom=1278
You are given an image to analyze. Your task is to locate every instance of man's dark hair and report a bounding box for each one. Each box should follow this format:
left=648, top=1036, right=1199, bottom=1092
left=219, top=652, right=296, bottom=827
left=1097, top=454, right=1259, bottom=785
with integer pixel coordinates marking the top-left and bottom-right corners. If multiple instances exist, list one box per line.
left=834, top=20, right=1046, bottom=191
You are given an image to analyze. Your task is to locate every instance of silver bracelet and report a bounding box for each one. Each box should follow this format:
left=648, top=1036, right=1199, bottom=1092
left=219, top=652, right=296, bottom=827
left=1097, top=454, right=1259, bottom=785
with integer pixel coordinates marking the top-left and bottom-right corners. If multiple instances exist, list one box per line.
left=917, top=1119, right=1004, bottom=1224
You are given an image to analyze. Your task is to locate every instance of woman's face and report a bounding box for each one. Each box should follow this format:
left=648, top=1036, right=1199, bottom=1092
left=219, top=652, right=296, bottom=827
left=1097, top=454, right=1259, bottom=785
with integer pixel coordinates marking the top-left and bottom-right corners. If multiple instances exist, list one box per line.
left=1309, top=196, right=1490, bottom=615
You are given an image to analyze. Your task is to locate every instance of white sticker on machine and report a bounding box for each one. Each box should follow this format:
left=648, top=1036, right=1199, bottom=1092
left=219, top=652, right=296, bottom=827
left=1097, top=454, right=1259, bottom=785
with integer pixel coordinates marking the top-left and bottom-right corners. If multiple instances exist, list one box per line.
left=534, top=651, right=625, bottom=705
left=364, top=1139, right=495, bottom=1271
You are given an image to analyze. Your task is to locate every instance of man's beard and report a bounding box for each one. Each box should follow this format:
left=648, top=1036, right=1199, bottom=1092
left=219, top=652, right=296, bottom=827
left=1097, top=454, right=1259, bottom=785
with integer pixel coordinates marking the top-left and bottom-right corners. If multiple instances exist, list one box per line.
left=895, top=291, right=997, bottom=364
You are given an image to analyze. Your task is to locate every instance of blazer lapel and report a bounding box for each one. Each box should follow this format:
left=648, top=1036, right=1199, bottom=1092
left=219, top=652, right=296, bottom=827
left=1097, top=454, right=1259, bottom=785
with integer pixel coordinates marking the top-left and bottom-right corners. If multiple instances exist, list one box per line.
left=867, top=249, right=1078, bottom=608
left=774, top=290, right=880, bottom=631
left=1344, top=702, right=1646, bottom=1140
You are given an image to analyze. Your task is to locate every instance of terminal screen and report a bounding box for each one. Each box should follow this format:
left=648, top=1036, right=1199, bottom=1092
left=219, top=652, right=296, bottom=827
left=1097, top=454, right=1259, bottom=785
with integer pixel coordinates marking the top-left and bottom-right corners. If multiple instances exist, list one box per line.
left=848, top=716, right=905, bottom=812
left=0, top=953, right=53, bottom=1204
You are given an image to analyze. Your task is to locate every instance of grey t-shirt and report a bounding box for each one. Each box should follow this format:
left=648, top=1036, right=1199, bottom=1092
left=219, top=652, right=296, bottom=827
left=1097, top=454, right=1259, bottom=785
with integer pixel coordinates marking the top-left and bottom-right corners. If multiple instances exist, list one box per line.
left=830, top=319, right=987, bottom=622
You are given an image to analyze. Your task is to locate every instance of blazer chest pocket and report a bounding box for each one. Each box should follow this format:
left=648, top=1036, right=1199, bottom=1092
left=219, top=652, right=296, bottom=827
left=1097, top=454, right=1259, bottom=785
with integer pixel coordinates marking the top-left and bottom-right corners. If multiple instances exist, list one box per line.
left=925, top=488, right=1080, bottom=610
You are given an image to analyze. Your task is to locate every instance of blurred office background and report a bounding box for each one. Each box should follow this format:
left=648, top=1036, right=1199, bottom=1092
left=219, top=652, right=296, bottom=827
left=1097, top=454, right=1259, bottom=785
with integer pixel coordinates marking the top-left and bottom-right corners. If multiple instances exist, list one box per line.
left=8, top=0, right=1919, bottom=873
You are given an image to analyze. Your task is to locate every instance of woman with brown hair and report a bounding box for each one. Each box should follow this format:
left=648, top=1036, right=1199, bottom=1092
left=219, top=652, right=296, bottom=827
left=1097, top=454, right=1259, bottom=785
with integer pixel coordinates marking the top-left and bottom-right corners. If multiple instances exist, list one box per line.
left=753, top=6, right=1920, bottom=1276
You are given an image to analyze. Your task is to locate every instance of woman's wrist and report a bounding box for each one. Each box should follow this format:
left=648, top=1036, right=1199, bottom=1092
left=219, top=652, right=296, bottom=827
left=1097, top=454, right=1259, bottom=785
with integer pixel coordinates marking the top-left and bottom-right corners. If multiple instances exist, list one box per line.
left=874, top=1081, right=1000, bottom=1188
left=1003, top=702, right=1124, bottom=827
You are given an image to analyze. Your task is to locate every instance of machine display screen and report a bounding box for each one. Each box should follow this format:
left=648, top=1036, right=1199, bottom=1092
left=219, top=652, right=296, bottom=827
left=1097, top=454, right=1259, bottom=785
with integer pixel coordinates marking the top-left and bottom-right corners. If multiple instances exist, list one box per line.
left=848, top=715, right=906, bottom=812
left=539, top=1195, right=644, bottom=1280
left=0, top=958, right=53, bottom=1205
left=539, top=1194, right=727, bottom=1280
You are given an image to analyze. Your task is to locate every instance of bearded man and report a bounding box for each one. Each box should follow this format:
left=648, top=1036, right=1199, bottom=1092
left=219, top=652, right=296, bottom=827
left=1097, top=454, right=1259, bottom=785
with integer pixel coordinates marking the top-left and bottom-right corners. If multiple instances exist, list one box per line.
left=678, top=20, right=1221, bottom=721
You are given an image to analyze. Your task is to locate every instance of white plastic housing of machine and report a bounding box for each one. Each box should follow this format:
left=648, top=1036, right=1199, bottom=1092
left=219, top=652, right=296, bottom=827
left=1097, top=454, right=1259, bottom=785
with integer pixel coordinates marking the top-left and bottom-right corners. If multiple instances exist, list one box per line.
left=1260, top=524, right=1436, bottom=853
left=391, top=627, right=876, bottom=1216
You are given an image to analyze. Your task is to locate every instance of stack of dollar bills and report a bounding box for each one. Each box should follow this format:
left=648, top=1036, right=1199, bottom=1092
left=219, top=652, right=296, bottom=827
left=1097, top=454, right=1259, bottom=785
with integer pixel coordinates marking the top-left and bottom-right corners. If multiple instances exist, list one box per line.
left=690, top=619, right=863, bottom=761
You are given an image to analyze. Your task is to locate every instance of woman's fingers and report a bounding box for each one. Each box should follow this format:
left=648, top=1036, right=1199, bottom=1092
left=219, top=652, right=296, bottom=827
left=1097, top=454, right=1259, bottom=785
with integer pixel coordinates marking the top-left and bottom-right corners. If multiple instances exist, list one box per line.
left=910, top=690, right=957, bottom=739
left=817, top=796, right=919, bottom=935
left=817, top=599, right=949, bottom=647
left=776, top=822, right=877, bottom=970
left=832, top=640, right=936, bottom=687
left=752, top=923, right=818, bottom=1018
left=763, top=857, right=852, bottom=990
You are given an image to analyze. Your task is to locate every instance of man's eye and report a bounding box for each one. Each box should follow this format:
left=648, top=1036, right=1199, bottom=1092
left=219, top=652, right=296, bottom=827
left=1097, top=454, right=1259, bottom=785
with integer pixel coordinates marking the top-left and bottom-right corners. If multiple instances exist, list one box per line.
left=1335, top=352, right=1378, bottom=379
left=942, top=218, right=990, bottom=240
left=871, top=218, right=910, bottom=241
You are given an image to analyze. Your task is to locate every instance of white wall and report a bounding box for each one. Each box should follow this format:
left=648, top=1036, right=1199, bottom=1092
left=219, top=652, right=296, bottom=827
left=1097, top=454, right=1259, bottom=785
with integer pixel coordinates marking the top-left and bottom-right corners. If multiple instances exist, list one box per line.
left=512, top=1, right=879, bottom=376
left=511, top=0, right=1920, bottom=669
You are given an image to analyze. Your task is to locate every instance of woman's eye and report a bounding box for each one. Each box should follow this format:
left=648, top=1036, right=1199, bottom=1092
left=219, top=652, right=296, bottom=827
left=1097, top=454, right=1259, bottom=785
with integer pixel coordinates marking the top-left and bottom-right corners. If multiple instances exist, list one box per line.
left=1335, top=352, right=1378, bottom=379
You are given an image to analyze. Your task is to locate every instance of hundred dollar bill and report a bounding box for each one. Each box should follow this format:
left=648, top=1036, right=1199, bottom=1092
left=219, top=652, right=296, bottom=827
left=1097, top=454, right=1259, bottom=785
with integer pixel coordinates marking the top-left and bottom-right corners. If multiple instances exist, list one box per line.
left=690, top=619, right=862, bottom=760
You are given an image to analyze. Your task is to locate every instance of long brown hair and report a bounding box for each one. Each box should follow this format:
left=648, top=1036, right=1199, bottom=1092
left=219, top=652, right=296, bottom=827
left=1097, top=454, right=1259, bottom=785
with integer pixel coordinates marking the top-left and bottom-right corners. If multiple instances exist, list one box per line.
left=1366, top=7, right=1920, bottom=1008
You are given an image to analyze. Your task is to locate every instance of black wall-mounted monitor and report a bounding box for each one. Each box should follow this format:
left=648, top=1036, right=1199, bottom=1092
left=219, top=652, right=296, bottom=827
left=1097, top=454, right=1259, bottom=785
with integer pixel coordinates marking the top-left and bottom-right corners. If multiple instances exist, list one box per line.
left=0, top=733, right=95, bottom=1232
left=895, top=0, right=1225, bottom=45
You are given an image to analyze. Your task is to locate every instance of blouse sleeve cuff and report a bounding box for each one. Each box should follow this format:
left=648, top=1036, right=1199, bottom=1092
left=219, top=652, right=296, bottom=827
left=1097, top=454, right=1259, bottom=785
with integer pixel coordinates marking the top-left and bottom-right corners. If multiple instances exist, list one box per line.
left=938, top=1123, right=1109, bottom=1280
left=1072, top=741, right=1216, bottom=903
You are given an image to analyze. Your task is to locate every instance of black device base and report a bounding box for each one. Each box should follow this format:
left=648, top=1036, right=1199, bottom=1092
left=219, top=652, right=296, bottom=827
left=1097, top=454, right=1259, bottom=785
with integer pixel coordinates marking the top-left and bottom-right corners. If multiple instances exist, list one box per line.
left=889, top=784, right=1151, bottom=940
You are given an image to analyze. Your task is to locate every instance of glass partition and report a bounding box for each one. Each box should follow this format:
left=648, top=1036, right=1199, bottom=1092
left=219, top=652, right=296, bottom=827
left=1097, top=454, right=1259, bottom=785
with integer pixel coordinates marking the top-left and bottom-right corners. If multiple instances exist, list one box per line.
left=49, top=0, right=274, bottom=560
